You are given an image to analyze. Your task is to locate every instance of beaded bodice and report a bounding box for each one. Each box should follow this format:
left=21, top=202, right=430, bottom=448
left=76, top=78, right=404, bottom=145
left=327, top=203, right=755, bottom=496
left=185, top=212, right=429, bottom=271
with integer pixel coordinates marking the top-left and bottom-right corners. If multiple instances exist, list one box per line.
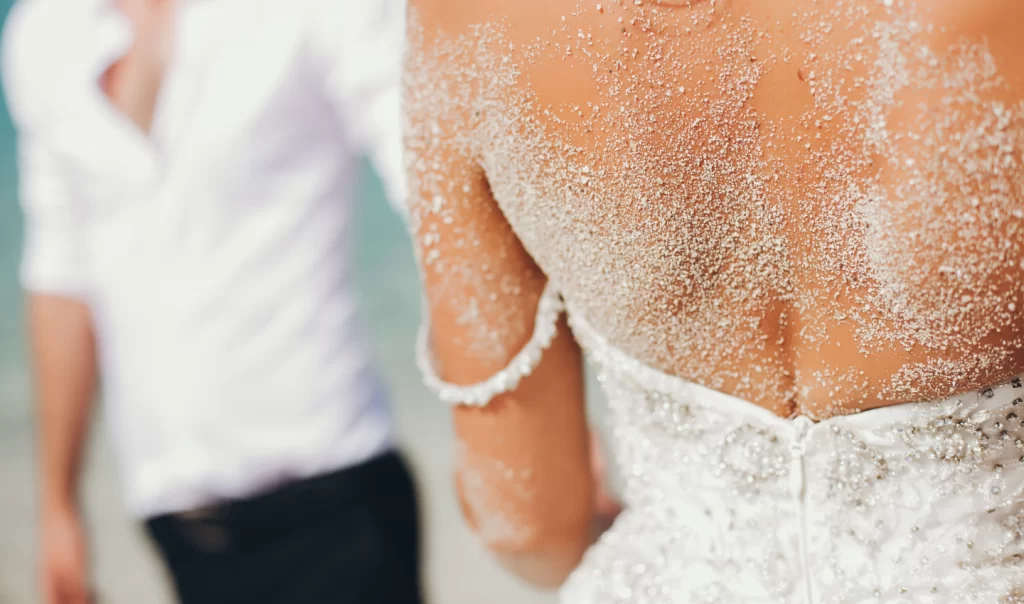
left=417, top=283, right=1024, bottom=603
left=561, top=309, right=1024, bottom=603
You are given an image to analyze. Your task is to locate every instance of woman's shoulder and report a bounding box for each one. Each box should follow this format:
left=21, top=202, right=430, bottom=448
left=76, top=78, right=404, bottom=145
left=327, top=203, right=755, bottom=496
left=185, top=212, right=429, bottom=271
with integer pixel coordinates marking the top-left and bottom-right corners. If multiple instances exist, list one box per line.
left=916, top=0, right=1024, bottom=79
left=409, top=0, right=566, bottom=38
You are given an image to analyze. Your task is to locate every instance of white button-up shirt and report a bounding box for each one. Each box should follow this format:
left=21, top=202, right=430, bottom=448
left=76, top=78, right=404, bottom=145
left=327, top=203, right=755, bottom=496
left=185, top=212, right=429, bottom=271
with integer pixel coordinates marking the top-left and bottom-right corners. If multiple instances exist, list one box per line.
left=2, top=0, right=406, bottom=518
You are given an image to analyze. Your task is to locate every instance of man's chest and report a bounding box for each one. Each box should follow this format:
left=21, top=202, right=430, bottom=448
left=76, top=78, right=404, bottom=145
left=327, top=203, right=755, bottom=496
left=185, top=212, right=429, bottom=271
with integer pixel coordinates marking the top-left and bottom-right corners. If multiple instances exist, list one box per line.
left=50, top=3, right=332, bottom=204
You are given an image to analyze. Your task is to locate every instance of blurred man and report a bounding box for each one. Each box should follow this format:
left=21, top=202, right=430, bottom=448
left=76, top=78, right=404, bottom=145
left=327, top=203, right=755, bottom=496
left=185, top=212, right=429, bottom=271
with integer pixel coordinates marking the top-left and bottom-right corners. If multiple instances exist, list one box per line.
left=2, top=0, right=420, bottom=602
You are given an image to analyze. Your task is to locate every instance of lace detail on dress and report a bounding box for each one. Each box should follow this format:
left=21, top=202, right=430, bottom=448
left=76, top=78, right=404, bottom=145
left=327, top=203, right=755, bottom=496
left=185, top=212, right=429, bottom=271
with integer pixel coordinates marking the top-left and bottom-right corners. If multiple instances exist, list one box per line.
left=417, top=281, right=564, bottom=406
left=561, top=309, right=1024, bottom=603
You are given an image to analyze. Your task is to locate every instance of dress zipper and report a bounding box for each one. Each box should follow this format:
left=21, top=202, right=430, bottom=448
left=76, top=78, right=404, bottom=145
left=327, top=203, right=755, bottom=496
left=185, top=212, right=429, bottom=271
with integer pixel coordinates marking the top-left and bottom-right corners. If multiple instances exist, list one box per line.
left=790, top=416, right=814, bottom=604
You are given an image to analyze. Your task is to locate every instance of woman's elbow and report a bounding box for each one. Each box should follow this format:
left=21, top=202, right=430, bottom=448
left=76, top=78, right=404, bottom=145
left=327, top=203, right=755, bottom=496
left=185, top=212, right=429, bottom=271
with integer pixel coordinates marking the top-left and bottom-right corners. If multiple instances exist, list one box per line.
left=455, top=478, right=593, bottom=588
left=491, top=519, right=593, bottom=589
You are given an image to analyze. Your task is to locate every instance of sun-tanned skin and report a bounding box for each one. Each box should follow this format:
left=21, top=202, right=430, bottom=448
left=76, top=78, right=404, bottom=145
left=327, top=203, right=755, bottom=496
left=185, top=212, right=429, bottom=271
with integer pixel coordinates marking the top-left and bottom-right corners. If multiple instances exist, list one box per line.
left=406, top=0, right=1024, bottom=587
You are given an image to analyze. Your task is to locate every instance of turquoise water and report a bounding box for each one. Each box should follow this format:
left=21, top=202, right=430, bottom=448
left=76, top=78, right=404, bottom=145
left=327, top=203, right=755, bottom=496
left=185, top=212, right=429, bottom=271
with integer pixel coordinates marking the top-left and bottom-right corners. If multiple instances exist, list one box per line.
left=0, top=0, right=424, bottom=426
left=0, top=0, right=30, bottom=423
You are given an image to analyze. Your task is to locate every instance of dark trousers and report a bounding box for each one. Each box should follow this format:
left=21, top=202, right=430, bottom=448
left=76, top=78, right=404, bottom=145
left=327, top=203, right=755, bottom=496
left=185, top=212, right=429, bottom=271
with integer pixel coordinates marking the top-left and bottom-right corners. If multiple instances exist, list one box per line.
left=146, top=452, right=423, bottom=604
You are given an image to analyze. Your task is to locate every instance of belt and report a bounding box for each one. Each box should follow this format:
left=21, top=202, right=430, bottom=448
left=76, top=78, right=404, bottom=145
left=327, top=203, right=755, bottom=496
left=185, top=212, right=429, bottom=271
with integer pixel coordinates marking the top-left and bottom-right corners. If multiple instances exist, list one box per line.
left=146, top=451, right=407, bottom=555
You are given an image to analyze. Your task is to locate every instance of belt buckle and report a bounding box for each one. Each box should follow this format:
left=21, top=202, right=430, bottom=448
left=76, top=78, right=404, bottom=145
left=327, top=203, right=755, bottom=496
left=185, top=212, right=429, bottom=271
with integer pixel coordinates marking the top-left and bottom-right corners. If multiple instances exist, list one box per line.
left=174, top=504, right=231, bottom=553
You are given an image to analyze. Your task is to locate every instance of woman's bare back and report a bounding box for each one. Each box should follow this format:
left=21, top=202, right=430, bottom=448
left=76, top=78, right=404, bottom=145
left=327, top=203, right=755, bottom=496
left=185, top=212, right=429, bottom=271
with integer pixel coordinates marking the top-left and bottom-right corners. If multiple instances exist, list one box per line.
left=405, top=0, right=1024, bottom=417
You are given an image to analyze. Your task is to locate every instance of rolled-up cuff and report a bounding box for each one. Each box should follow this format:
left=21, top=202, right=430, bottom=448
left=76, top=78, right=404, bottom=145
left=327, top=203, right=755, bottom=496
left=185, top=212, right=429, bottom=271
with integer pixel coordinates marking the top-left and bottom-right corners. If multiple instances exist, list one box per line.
left=19, top=221, right=87, bottom=298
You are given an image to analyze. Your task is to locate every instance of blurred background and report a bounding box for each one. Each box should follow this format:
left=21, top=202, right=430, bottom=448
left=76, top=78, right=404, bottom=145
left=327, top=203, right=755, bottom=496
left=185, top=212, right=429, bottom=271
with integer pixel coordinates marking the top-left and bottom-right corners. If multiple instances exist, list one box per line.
left=0, top=1, right=565, bottom=601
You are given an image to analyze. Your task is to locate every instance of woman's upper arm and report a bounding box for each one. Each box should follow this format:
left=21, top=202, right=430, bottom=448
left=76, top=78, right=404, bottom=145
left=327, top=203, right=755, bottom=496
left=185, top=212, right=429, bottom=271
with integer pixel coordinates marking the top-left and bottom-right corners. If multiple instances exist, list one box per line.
left=404, top=0, right=562, bottom=394
left=404, top=0, right=594, bottom=580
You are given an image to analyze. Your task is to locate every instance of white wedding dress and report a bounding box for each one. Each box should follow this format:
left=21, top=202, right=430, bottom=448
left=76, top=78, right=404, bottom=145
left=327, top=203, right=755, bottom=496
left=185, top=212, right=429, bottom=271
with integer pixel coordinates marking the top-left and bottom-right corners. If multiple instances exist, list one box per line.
left=421, top=283, right=1024, bottom=604
left=562, top=309, right=1024, bottom=603
left=406, top=1, right=1024, bottom=602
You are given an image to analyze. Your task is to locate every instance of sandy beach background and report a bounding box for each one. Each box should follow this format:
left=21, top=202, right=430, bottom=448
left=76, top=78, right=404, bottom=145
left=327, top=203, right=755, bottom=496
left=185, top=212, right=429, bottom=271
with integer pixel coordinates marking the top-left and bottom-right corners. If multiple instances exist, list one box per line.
left=0, top=1, right=590, bottom=600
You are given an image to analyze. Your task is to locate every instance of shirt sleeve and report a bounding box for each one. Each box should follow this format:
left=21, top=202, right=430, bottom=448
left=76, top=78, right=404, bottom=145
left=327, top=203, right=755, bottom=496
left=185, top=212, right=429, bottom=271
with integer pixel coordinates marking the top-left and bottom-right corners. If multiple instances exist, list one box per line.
left=2, top=1, right=89, bottom=298
left=14, top=138, right=88, bottom=297
left=308, top=0, right=408, bottom=218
